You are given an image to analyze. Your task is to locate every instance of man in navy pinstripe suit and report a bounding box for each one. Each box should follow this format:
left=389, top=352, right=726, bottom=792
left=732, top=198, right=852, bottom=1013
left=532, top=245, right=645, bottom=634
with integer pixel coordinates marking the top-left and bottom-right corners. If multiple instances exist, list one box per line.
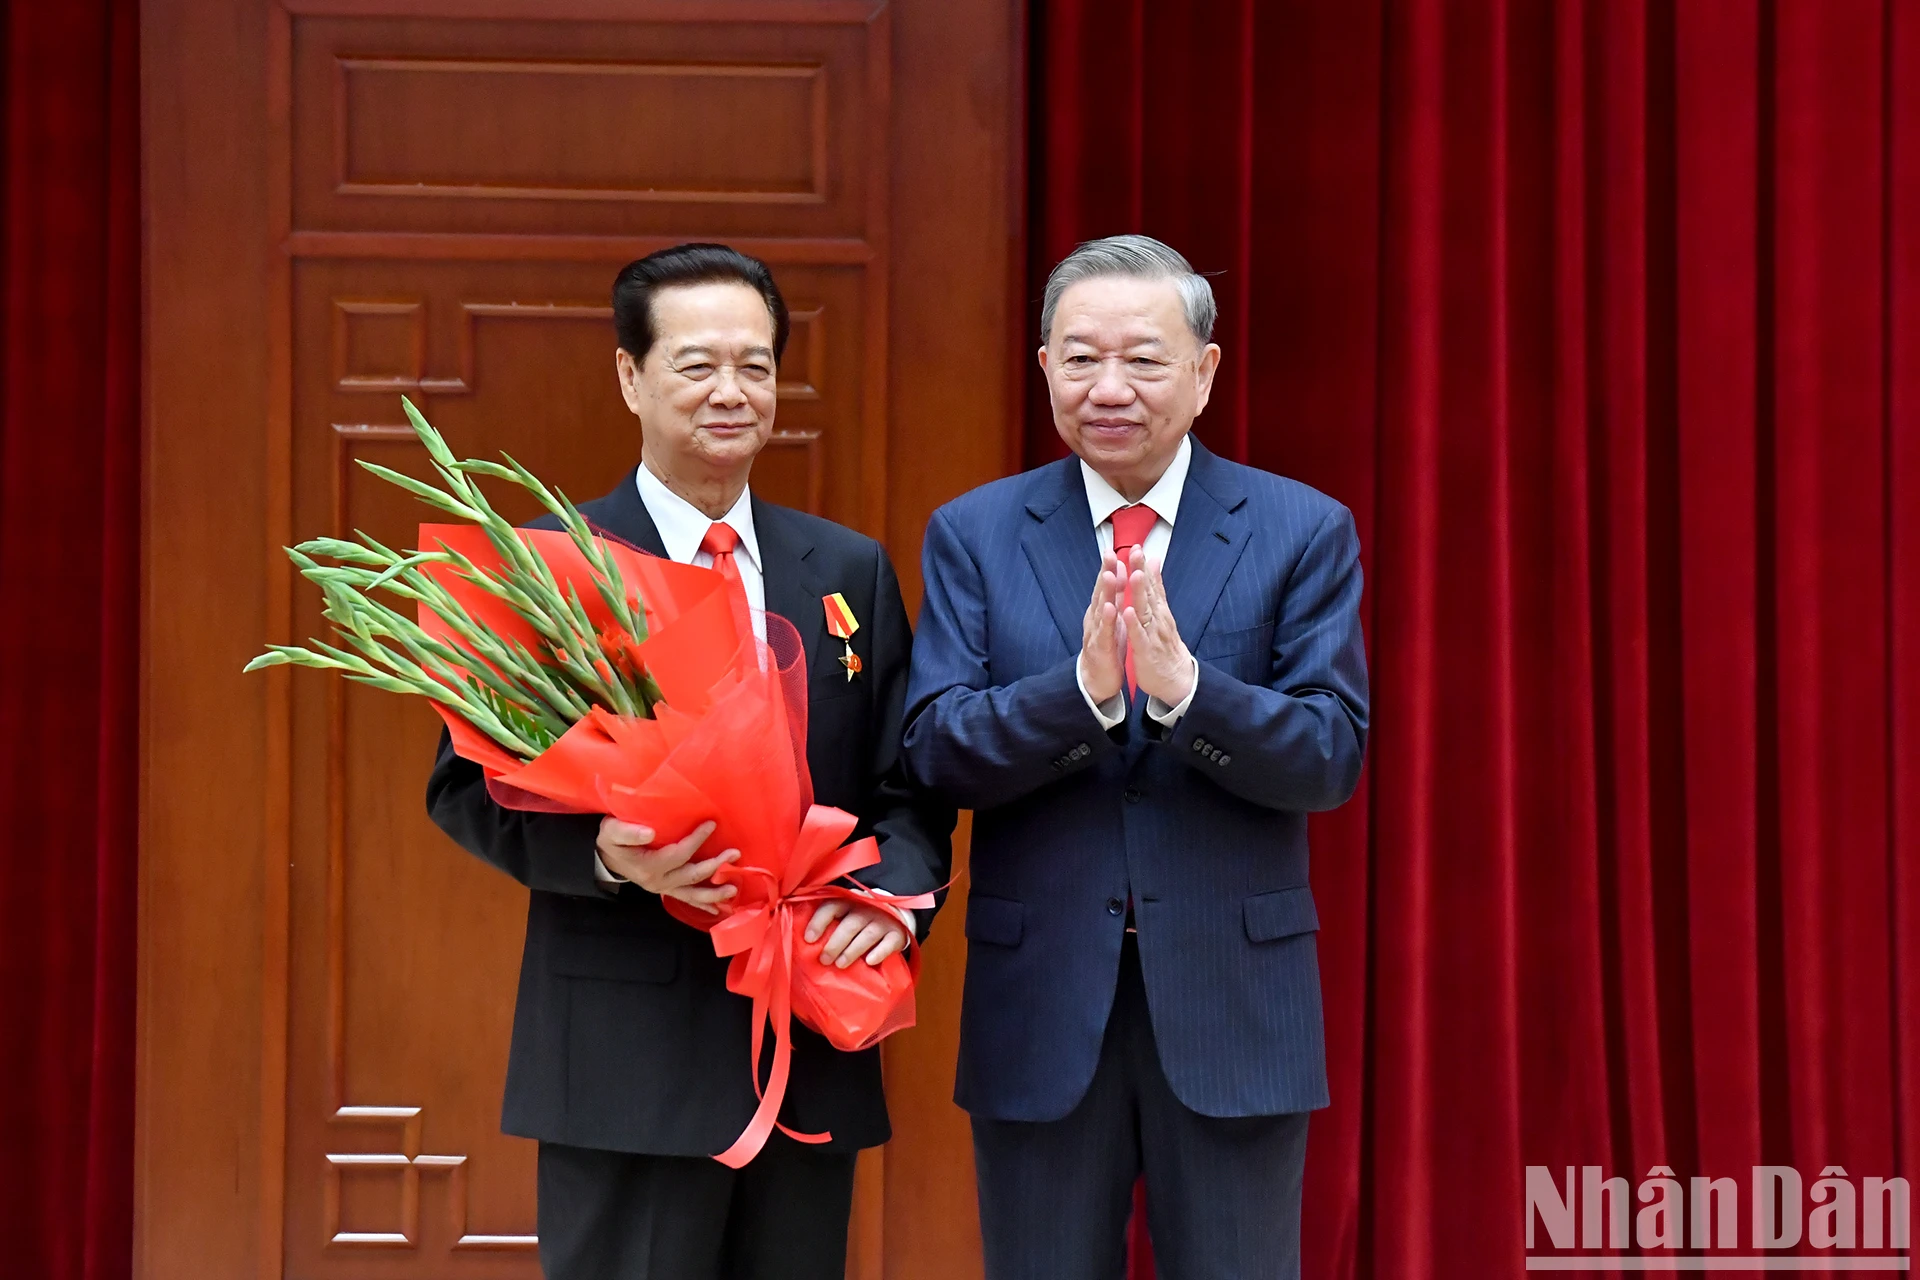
left=903, top=235, right=1369, bottom=1279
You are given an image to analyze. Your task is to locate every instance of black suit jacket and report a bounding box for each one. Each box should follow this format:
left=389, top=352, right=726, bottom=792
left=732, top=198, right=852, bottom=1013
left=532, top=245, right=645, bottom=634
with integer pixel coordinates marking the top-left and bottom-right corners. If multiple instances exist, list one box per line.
left=425, top=474, right=955, bottom=1156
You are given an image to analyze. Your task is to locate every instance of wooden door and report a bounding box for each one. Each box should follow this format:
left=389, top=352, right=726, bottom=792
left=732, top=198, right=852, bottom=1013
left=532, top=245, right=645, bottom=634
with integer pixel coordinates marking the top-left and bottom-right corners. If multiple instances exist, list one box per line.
left=139, top=3, right=1021, bottom=1277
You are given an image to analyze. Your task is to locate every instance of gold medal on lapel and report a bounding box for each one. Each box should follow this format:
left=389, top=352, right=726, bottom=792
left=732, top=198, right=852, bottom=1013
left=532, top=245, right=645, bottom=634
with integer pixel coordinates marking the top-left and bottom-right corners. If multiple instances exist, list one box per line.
left=823, top=592, right=862, bottom=681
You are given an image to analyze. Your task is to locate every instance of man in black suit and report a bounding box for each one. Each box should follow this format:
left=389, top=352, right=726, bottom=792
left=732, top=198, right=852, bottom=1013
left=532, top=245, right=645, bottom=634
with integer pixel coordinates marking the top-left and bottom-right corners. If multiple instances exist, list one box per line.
left=426, top=244, right=953, bottom=1280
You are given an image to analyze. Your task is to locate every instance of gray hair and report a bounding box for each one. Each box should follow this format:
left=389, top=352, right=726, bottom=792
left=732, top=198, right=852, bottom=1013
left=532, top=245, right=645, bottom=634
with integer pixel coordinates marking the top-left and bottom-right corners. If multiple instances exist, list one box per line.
left=1039, top=234, right=1217, bottom=346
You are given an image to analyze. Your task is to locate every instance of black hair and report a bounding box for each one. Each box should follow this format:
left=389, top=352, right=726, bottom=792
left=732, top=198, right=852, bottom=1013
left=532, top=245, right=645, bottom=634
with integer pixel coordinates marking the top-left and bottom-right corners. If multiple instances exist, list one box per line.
left=611, top=242, right=790, bottom=364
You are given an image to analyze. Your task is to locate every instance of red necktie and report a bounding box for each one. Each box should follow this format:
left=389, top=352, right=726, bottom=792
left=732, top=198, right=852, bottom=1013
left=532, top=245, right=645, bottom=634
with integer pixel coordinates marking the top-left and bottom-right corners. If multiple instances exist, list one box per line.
left=1110, top=503, right=1159, bottom=694
left=700, top=521, right=755, bottom=647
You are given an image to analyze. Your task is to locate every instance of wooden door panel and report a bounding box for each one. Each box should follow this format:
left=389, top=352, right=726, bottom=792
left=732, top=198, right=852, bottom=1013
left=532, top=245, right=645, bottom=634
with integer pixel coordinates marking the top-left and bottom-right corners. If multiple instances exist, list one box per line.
left=295, top=260, right=868, bottom=519
left=289, top=14, right=879, bottom=240
left=141, top=2, right=1017, bottom=1277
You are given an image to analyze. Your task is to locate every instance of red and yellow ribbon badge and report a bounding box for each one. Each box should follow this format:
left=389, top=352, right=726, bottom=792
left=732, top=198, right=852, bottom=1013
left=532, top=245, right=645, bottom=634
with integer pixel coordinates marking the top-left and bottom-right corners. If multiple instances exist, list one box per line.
left=823, top=592, right=861, bottom=681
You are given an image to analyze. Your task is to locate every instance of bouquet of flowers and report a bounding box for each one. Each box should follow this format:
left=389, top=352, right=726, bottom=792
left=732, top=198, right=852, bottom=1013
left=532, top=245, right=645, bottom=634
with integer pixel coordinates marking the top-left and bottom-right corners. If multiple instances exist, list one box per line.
left=247, top=398, right=929, bottom=1166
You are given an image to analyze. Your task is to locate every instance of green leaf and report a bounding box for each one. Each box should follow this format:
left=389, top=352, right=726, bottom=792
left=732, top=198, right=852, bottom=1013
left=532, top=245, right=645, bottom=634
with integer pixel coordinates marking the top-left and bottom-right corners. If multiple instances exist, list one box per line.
left=354, top=460, right=479, bottom=520
left=343, top=671, right=421, bottom=697
left=450, top=458, right=518, bottom=482
left=499, top=451, right=563, bottom=511
left=354, top=530, right=410, bottom=563
left=295, top=537, right=392, bottom=567
left=366, top=549, right=449, bottom=592
left=402, top=396, right=458, bottom=470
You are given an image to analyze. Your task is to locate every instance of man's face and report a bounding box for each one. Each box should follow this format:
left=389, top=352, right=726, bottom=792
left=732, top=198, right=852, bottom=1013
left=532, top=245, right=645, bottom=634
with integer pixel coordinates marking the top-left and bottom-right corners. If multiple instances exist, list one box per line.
left=616, top=281, right=777, bottom=478
left=1039, top=275, right=1221, bottom=495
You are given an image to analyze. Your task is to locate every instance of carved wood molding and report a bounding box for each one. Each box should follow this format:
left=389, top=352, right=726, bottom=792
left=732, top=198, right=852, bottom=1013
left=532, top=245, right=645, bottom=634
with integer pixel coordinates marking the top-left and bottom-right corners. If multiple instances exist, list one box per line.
left=323, top=1106, right=538, bottom=1251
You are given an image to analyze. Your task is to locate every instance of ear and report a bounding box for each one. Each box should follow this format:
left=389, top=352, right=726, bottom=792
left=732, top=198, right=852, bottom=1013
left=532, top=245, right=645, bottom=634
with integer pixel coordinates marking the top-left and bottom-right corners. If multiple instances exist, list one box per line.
left=1191, top=343, right=1223, bottom=417
left=614, top=347, right=645, bottom=416
left=1038, top=344, right=1070, bottom=423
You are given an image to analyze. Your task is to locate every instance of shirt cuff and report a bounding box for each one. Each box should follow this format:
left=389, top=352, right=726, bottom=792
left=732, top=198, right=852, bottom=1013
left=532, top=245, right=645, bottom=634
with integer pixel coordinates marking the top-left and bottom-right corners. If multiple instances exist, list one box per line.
left=868, top=886, right=914, bottom=933
left=1145, top=655, right=1200, bottom=727
left=593, top=850, right=623, bottom=886
left=1076, top=656, right=1128, bottom=731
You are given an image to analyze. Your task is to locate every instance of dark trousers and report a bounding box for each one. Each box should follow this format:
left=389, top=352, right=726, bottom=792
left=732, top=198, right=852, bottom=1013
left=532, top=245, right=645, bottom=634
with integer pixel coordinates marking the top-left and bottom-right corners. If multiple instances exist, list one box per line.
left=536, top=1132, right=858, bottom=1280
left=971, top=934, right=1310, bottom=1280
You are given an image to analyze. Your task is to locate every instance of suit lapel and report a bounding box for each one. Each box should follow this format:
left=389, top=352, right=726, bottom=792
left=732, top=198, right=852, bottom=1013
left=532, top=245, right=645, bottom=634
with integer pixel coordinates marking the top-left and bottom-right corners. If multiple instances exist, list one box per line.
left=1020, top=459, right=1102, bottom=654
left=752, top=498, right=832, bottom=683
left=1159, top=440, right=1250, bottom=649
left=582, top=468, right=670, bottom=559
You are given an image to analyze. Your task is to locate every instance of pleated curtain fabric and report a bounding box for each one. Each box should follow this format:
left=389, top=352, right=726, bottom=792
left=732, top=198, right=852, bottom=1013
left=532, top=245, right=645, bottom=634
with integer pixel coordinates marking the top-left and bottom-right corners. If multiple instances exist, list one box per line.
left=1029, top=2, right=1920, bottom=1275
left=0, top=3, right=141, bottom=1279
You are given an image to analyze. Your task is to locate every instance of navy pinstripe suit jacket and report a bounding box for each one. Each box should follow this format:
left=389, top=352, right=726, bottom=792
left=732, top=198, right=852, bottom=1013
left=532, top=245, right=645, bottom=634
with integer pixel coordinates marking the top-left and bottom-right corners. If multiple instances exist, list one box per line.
left=903, top=440, right=1368, bottom=1122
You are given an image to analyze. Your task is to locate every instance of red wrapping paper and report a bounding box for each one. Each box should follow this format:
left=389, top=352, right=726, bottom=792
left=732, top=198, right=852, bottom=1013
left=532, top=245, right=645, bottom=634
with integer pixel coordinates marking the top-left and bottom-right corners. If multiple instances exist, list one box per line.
left=418, top=523, right=930, bottom=1166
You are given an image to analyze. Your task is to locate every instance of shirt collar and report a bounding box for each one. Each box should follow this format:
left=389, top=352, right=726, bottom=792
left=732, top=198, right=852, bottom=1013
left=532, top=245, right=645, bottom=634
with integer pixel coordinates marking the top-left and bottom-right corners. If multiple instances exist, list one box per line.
left=633, top=462, right=760, bottom=571
left=1079, top=433, right=1193, bottom=529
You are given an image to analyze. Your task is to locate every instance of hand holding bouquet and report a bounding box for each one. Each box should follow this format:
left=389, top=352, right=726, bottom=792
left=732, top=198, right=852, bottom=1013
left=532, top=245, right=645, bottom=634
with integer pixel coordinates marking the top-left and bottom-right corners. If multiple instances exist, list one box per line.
left=248, top=398, right=930, bottom=1165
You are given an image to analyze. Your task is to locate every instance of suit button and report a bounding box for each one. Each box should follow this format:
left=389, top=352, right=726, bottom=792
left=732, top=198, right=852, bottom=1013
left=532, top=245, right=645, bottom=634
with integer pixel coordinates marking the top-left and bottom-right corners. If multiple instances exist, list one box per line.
left=1106, top=898, right=1125, bottom=916
left=1192, top=739, right=1206, bottom=753
left=1218, top=754, right=1231, bottom=766
left=1124, top=787, right=1143, bottom=804
left=1076, top=742, right=1091, bottom=756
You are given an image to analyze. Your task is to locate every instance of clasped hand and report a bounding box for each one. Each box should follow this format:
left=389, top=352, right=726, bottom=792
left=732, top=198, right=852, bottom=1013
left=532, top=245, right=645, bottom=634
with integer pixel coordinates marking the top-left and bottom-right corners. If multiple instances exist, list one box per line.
left=595, top=818, right=908, bottom=967
left=1077, top=547, right=1194, bottom=708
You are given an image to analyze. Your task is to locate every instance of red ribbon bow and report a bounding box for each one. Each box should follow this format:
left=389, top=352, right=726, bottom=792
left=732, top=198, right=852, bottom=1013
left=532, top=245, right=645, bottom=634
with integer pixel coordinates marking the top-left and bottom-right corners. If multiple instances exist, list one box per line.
left=705, top=803, right=935, bottom=1168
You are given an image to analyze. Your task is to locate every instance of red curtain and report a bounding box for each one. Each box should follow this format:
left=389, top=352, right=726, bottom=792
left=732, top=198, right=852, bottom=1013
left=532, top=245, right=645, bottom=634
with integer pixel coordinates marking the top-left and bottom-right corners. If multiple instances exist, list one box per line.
left=0, top=2, right=140, bottom=1279
left=1031, top=1, right=1920, bottom=1275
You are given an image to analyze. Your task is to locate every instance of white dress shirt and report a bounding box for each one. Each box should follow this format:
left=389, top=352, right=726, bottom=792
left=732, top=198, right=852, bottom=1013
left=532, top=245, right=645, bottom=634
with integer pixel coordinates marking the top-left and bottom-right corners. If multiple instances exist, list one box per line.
left=633, top=461, right=765, bottom=641
left=1075, top=434, right=1200, bottom=730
